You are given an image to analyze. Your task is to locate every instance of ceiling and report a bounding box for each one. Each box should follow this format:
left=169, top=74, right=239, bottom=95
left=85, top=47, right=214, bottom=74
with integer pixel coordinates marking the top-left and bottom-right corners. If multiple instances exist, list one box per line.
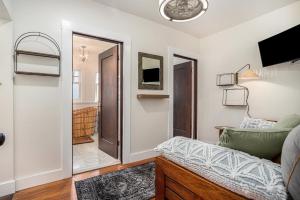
left=73, top=35, right=116, bottom=67
left=94, top=0, right=298, bottom=38
left=73, top=34, right=116, bottom=54
left=0, top=0, right=10, bottom=20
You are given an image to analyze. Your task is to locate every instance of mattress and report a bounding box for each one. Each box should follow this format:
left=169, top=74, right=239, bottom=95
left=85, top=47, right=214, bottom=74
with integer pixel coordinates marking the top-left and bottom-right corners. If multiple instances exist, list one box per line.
left=155, top=137, right=287, bottom=200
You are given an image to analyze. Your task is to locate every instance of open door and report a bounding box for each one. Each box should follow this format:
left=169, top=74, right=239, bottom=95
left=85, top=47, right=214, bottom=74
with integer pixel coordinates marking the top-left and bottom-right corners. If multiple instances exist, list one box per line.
left=98, top=46, right=119, bottom=159
left=173, top=61, right=192, bottom=138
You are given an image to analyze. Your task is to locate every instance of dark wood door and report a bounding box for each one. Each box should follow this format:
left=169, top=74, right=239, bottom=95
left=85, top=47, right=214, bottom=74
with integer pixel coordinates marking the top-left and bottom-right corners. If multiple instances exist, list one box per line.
left=173, top=61, right=192, bottom=138
left=98, top=46, right=119, bottom=159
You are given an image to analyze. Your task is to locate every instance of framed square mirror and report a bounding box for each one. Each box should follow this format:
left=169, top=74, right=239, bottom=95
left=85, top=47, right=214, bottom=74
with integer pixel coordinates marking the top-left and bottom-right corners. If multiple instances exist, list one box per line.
left=138, top=52, right=163, bottom=90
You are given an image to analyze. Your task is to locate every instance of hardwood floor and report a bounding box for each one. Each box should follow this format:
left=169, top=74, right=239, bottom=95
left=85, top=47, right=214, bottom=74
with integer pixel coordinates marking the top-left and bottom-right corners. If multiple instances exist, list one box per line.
left=13, top=158, right=155, bottom=200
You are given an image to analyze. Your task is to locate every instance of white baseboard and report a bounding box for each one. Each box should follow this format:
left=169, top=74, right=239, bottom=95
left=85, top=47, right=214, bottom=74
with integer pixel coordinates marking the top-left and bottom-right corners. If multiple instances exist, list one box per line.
left=16, top=168, right=65, bottom=191
left=13, top=150, right=158, bottom=191
left=129, top=149, right=159, bottom=163
left=0, top=180, right=15, bottom=197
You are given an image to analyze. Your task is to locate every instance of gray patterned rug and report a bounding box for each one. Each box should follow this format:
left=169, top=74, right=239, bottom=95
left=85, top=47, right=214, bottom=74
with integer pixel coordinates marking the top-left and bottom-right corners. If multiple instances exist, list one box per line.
left=75, top=162, right=155, bottom=200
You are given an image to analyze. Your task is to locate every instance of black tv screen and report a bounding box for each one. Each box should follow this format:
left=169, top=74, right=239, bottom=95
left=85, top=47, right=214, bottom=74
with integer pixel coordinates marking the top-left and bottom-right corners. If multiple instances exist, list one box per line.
left=143, top=68, right=159, bottom=82
left=258, top=24, right=300, bottom=67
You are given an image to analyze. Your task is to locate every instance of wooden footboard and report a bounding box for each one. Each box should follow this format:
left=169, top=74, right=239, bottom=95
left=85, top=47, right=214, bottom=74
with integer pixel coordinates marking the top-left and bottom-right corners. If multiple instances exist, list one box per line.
left=155, top=156, right=247, bottom=200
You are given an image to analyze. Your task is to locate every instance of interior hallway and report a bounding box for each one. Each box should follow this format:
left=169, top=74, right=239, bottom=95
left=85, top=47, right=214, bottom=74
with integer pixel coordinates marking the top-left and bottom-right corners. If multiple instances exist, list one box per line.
left=73, top=134, right=120, bottom=174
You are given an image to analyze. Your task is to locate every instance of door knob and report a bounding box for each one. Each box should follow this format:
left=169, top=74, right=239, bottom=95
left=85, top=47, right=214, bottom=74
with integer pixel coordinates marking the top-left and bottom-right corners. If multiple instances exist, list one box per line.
left=0, top=133, right=5, bottom=146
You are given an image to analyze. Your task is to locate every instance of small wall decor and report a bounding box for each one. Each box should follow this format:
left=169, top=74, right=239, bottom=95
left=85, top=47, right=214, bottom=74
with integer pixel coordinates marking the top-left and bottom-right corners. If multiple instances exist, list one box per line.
left=14, top=32, right=61, bottom=77
left=222, top=87, right=247, bottom=107
left=216, top=73, right=236, bottom=86
left=138, top=52, right=163, bottom=90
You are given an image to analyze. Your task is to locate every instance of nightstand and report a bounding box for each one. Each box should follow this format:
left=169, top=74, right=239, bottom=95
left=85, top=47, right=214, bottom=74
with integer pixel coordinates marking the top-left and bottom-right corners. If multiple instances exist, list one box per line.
left=214, top=126, right=234, bottom=137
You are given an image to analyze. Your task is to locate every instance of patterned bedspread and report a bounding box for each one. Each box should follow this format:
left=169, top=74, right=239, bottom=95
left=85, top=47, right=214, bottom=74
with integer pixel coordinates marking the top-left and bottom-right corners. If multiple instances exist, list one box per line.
left=155, top=137, right=287, bottom=200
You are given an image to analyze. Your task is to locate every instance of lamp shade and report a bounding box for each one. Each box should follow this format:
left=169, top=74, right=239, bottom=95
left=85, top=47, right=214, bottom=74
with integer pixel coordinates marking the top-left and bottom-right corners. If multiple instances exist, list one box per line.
left=239, top=69, right=259, bottom=80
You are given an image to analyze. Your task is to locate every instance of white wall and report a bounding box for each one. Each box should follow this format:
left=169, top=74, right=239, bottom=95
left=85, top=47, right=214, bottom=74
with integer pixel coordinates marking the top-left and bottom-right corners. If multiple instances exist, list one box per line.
left=197, top=1, right=300, bottom=143
left=0, top=21, right=14, bottom=196
left=12, top=0, right=200, bottom=190
left=0, top=19, right=7, bottom=26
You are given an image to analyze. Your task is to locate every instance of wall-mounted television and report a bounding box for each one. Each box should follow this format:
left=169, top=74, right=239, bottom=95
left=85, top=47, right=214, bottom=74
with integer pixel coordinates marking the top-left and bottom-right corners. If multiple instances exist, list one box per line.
left=143, top=68, right=159, bottom=82
left=258, top=24, right=300, bottom=67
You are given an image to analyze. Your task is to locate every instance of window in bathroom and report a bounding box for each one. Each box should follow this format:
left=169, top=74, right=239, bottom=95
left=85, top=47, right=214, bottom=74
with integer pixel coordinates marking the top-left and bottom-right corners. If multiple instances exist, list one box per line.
left=73, top=70, right=81, bottom=100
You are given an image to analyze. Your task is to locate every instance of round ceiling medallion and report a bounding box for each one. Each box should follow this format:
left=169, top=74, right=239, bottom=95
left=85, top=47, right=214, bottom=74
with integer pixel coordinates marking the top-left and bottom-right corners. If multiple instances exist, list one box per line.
left=159, top=0, right=208, bottom=22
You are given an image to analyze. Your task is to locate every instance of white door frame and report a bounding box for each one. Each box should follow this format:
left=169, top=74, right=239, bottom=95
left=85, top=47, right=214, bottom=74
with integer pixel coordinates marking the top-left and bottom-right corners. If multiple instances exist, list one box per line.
left=61, top=21, right=132, bottom=178
left=167, top=47, right=199, bottom=140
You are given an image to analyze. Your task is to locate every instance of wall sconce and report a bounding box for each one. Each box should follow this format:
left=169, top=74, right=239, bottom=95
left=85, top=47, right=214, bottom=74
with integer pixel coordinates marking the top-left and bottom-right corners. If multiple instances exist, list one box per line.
left=235, top=64, right=259, bottom=117
left=235, top=64, right=259, bottom=83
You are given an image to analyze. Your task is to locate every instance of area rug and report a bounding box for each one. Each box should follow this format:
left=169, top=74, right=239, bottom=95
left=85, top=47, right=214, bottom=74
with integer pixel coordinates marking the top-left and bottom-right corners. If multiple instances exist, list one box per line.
left=73, top=136, right=94, bottom=145
left=75, top=162, right=155, bottom=200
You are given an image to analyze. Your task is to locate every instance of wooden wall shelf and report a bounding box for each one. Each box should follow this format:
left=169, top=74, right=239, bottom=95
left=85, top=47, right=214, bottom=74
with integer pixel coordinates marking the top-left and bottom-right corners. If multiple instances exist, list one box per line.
left=16, top=50, right=61, bottom=59
left=223, top=104, right=247, bottom=107
left=14, top=32, right=61, bottom=77
left=137, top=94, right=169, bottom=99
left=14, top=71, right=60, bottom=77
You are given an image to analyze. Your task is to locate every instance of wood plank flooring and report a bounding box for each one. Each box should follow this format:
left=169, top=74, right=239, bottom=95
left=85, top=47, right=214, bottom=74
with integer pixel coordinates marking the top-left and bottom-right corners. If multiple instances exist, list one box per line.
left=13, top=158, right=155, bottom=200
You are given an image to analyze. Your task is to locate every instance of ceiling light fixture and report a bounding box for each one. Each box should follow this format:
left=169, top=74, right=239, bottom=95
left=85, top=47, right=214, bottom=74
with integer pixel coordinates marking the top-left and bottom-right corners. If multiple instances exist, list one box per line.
left=159, top=0, right=208, bottom=22
left=80, top=45, right=88, bottom=63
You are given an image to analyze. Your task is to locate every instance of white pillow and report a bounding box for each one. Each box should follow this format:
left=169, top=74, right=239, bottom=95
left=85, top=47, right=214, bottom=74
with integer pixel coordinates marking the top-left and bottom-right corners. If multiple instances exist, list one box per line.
left=240, top=117, right=276, bottom=129
left=259, top=120, right=277, bottom=129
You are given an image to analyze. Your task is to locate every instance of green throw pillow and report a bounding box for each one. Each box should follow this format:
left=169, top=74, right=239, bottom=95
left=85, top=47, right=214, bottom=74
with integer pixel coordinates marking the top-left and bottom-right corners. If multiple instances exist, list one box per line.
left=218, top=128, right=291, bottom=160
left=274, top=114, right=300, bottom=129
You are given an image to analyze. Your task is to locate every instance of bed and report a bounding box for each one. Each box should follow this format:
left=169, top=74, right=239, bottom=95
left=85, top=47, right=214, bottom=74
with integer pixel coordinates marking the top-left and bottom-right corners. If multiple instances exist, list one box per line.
left=155, top=137, right=287, bottom=200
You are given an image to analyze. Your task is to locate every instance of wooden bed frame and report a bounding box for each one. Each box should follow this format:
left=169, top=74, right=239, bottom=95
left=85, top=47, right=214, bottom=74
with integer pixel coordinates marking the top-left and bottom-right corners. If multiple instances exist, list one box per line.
left=155, top=156, right=248, bottom=200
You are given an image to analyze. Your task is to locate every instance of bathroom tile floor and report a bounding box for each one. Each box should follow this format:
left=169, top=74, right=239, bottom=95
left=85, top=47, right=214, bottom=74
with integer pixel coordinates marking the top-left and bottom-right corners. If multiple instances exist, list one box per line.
left=73, top=134, right=120, bottom=174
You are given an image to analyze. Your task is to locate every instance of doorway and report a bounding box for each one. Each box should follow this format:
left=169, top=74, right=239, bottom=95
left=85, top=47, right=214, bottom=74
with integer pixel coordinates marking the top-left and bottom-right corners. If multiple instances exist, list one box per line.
left=172, top=54, right=197, bottom=139
left=72, top=33, right=123, bottom=174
